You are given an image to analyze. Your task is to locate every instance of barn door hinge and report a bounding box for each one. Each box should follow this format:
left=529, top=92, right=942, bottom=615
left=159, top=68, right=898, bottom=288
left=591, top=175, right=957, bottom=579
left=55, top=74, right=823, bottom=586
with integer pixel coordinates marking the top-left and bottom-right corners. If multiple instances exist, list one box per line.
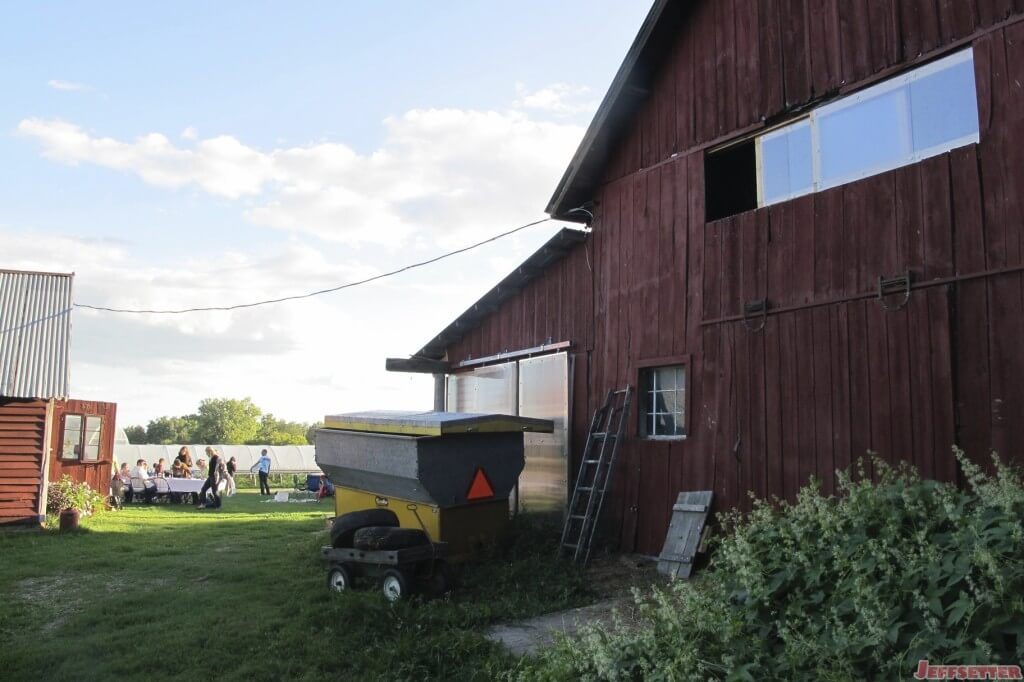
left=742, top=299, right=767, bottom=332
left=878, top=272, right=912, bottom=311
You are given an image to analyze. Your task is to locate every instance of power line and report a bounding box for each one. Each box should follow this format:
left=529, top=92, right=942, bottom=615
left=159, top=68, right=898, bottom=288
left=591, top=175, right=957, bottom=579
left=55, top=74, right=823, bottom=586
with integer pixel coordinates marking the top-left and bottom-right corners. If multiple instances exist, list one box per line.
left=73, top=217, right=553, bottom=315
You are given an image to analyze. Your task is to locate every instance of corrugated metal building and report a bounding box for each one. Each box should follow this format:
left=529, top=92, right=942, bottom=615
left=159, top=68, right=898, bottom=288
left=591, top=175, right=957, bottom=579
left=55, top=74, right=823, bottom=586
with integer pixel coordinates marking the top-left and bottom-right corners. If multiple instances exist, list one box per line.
left=402, top=1, right=1024, bottom=555
left=0, top=269, right=117, bottom=525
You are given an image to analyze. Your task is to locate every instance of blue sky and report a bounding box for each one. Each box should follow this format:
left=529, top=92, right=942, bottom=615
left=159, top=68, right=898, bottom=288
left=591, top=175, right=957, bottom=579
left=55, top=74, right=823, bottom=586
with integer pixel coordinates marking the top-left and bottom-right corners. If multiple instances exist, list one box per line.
left=1, top=2, right=650, bottom=426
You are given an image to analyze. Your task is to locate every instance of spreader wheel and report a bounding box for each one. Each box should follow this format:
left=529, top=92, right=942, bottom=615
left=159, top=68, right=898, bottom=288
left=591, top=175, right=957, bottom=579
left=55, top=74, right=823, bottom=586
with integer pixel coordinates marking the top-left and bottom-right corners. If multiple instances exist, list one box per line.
left=381, top=569, right=409, bottom=602
left=327, top=564, right=354, bottom=593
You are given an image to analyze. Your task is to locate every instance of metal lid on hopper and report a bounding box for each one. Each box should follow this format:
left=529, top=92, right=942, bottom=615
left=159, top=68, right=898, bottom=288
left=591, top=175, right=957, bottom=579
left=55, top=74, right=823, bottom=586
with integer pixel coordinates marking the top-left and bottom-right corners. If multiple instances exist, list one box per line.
left=322, top=410, right=554, bottom=436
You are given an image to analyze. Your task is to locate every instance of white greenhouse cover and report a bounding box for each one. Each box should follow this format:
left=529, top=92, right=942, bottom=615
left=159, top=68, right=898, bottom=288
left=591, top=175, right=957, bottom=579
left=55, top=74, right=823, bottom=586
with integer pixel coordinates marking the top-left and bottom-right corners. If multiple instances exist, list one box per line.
left=113, top=444, right=320, bottom=474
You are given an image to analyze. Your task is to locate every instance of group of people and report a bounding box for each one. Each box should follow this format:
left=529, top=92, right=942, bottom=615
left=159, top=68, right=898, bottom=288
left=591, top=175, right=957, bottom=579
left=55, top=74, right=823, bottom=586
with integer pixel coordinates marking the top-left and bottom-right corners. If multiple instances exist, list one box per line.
left=194, top=446, right=273, bottom=508
left=111, top=445, right=258, bottom=507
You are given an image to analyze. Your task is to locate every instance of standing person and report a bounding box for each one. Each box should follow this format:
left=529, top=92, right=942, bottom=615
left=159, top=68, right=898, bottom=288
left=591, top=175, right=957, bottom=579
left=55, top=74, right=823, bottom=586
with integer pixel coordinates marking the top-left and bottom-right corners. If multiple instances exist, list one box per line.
left=196, top=447, right=223, bottom=509
left=251, top=449, right=272, bottom=496
left=225, top=456, right=238, bottom=497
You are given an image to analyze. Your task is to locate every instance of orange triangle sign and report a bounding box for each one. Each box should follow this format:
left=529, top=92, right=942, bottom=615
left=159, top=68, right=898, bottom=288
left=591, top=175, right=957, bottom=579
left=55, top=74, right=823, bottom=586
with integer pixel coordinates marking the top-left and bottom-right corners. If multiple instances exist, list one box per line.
left=466, top=467, right=495, bottom=501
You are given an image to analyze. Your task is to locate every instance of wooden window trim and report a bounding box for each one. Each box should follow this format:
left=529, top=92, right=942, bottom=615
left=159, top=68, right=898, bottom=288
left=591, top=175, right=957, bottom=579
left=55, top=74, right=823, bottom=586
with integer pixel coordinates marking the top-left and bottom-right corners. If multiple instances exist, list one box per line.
left=60, top=413, right=105, bottom=463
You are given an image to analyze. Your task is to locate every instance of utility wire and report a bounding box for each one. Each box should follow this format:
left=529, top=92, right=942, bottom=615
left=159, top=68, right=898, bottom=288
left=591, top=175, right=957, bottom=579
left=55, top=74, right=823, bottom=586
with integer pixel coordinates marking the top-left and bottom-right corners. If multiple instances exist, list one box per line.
left=73, top=217, right=553, bottom=315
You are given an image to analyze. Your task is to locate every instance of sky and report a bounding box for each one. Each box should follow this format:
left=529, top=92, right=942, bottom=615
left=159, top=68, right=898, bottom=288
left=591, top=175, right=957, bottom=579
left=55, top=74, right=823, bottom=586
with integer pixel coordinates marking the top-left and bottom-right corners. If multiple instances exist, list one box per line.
left=0, top=1, right=650, bottom=428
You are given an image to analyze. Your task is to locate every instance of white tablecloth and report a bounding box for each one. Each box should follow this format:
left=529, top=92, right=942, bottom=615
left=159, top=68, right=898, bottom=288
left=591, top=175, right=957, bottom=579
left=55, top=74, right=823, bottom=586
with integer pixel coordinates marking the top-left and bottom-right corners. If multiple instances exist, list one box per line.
left=164, top=478, right=205, bottom=494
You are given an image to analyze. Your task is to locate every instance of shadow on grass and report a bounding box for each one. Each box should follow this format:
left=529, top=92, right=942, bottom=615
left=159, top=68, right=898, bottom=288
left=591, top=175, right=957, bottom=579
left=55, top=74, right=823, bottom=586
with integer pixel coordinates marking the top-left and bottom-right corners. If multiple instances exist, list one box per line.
left=0, top=501, right=589, bottom=682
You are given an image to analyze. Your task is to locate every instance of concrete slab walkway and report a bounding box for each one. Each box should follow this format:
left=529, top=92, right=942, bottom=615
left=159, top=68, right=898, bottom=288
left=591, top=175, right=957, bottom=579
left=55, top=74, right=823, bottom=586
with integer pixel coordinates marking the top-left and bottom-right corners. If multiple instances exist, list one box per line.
left=486, top=598, right=626, bottom=657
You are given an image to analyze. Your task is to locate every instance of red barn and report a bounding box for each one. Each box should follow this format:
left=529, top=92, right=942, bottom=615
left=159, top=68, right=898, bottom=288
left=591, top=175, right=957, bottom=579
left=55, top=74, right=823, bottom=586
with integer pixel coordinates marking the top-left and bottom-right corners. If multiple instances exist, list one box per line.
left=400, top=1, right=1024, bottom=555
left=1, top=269, right=117, bottom=526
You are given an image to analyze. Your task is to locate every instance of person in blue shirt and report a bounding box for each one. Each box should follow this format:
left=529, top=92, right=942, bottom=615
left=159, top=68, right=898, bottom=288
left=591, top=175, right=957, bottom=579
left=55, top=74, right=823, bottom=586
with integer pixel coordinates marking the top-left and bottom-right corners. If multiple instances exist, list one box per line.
left=251, top=449, right=272, bottom=496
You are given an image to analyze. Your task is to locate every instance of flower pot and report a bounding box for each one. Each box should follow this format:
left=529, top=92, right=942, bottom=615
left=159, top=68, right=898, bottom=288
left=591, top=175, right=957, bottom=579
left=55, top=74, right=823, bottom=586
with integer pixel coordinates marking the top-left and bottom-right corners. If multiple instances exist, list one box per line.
left=59, top=508, right=81, bottom=531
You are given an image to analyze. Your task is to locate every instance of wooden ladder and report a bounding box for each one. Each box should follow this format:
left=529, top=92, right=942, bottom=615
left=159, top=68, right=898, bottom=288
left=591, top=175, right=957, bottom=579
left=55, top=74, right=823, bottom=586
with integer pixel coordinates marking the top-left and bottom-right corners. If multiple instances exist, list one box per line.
left=559, top=385, right=633, bottom=566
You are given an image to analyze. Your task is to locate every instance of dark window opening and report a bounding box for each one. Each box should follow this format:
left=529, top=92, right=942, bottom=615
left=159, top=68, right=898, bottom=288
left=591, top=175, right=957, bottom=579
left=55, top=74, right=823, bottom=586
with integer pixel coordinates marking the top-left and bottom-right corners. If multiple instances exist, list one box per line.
left=705, top=139, right=757, bottom=222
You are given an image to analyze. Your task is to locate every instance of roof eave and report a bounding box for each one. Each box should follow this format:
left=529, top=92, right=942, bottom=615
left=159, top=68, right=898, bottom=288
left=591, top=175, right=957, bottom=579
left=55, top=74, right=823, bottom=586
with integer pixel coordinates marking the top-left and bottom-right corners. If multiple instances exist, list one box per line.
left=413, top=228, right=588, bottom=360
left=546, top=0, right=689, bottom=220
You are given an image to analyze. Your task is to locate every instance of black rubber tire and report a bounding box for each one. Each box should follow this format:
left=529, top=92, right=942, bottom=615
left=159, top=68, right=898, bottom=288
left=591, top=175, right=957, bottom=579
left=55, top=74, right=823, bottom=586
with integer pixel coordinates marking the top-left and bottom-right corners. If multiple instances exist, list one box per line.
left=326, top=564, right=353, bottom=593
left=352, top=526, right=430, bottom=551
left=426, top=559, right=452, bottom=597
left=330, top=509, right=399, bottom=548
left=381, top=568, right=410, bottom=602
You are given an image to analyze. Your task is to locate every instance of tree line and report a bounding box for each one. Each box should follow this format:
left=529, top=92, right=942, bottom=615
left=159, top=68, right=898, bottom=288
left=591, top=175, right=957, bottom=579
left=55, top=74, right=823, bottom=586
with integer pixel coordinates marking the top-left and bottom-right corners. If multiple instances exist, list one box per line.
left=124, top=397, right=322, bottom=446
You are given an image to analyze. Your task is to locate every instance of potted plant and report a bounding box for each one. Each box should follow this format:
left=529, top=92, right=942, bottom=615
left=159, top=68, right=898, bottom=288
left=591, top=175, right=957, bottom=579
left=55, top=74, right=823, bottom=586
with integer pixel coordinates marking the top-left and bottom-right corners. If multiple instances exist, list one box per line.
left=46, top=475, right=104, bottom=530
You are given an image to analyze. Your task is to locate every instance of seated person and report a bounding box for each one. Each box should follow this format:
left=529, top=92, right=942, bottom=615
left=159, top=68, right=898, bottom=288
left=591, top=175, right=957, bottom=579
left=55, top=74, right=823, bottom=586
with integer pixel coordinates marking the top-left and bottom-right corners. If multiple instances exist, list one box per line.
left=316, top=475, right=334, bottom=501
left=131, top=459, right=157, bottom=503
left=153, top=458, right=167, bottom=477
left=193, top=458, right=205, bottom=479
left=173, top=447, right=193, bottom=478
left=117, top=462, right=133, bottom=503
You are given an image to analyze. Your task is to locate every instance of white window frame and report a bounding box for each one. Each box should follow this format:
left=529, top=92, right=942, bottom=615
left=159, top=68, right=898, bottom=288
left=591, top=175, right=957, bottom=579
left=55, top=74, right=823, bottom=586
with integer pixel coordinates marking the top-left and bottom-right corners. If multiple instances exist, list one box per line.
left=640, top=364, right=687, bottom=440
left=756, top=48, right=978, bottom=207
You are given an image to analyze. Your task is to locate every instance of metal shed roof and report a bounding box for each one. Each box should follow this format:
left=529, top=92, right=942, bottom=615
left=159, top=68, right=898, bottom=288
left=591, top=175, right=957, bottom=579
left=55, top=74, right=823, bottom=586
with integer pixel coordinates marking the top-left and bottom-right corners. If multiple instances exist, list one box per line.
left=415, top=228, right=587, bottom=360
left=0, top=269, right=73, bottom=399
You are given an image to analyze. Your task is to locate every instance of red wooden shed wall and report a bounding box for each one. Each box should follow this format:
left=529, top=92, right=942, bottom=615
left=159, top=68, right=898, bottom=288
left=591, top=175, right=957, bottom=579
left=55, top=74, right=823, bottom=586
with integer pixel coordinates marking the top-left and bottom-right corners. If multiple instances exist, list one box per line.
left=445, top=3, right=1024, bottom=554
left=48, top=399, right=118, bottom=494
left=0, top=399, right=49, bottom=525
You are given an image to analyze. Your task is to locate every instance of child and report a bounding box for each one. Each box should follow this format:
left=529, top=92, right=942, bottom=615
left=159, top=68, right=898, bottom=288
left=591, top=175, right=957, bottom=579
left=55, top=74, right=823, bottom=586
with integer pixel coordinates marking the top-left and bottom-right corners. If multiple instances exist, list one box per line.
left=225, top=456, right=237, bottom=497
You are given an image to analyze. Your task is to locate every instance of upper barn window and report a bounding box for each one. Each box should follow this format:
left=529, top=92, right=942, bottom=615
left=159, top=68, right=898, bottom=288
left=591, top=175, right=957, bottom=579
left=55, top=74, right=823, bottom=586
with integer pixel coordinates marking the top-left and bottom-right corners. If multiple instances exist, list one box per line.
left=707, top=48, right=978, bottom=219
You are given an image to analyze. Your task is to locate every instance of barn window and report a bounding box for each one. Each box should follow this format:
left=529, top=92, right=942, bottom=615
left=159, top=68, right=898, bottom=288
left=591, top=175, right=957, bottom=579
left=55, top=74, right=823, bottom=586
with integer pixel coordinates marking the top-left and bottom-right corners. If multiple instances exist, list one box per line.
left=708, top=48, right=978, bottom=219
left=705, top=138, right=757, bottom=221
left=61, top=414, right=103, bottom=461
left=758, top=48, right=978, bottom=206
left=639, top=364, right=686, bottom=439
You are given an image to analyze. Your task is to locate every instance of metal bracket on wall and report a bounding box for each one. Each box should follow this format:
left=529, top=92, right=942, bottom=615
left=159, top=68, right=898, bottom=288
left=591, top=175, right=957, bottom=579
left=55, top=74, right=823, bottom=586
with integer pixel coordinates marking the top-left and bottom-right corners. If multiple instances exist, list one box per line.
left=742, top=299, right=767, bottom=332
left=878, top=272, right=912, bottom=311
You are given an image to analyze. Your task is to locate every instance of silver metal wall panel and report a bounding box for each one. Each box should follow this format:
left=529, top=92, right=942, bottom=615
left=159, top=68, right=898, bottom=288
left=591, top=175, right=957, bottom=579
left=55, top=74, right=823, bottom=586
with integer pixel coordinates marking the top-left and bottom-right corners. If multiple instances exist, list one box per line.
left=517, top=352, right=569, bottom=515
left=0, top=270, right=72, bottom=399
left=445, top=355, right=570, bottom=516
left=446, top=362, right=517, bottom=414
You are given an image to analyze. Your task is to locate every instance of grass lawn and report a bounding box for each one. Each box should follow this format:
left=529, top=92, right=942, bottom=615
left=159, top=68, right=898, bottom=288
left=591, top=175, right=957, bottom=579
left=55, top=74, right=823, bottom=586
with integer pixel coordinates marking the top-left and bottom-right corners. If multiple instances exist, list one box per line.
left=0, top=491, right=591, bottom=681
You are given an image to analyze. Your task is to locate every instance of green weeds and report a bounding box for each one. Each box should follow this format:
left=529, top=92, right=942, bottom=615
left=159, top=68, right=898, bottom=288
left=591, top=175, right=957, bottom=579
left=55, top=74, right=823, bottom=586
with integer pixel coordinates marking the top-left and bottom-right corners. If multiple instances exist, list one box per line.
left=513, top=450, right=1024, bottom=681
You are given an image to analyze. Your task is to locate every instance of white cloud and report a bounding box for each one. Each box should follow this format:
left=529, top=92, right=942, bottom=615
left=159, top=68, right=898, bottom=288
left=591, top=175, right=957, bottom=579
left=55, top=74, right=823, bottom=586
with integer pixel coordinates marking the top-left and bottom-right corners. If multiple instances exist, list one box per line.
left=10, top=99, right=585, bottom=424
left=514, top=83, right=596, bottom=115
left=0, top=225, right=451, bottom=424
left=180, top=126, right=198, bottom=140
left=47, top=79, right=91, bottom=92
left=0, top=218, right=569, bottom=426
left=17, top=108, right=584, bottom=245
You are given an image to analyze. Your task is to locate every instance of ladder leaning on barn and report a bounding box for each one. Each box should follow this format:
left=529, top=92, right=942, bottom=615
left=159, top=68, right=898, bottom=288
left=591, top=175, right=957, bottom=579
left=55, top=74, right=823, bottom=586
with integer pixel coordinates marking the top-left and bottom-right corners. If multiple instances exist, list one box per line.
left=559, top=385, right=633, bottom=566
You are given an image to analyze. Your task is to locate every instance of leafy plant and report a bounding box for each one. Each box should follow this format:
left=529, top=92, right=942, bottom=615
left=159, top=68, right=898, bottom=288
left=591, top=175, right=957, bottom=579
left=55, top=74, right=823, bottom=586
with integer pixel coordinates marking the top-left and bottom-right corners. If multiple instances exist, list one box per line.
left=45, top=475, right=106, bottom=517
left=514, top=449, right=1024, bottom=681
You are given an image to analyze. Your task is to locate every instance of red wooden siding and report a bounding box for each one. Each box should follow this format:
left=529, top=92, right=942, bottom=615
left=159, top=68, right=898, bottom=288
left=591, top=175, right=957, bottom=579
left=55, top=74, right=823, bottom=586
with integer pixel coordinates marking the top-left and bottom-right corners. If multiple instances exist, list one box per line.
left=49, top=399, right=117, bottom=495
left=604, top=0, right=1023, bottom=185
left=441, top=7, right=1024, bottom=554
left=0, top=399, right=48, bottom=525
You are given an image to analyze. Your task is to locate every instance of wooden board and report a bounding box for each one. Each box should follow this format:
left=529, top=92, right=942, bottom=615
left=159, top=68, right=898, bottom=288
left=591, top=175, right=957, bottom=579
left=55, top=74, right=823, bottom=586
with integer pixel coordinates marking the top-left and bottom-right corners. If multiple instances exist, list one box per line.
left=657, top=491, right=714, bottom=579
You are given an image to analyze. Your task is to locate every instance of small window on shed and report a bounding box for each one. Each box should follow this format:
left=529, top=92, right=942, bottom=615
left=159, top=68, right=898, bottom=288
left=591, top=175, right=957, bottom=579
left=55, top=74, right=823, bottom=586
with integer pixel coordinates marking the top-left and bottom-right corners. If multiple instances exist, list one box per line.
left=640, top=365, right=687, bottom=439
left=705, top=138, right=757, bottom=222
left=61, top=415, right=82, bottom=460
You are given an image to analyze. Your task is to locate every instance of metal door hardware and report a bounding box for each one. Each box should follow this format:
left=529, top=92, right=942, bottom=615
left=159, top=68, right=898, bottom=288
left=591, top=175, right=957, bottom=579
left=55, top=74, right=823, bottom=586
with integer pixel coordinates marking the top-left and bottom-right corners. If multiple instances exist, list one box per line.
left=878, top=272, right=912, bottom=311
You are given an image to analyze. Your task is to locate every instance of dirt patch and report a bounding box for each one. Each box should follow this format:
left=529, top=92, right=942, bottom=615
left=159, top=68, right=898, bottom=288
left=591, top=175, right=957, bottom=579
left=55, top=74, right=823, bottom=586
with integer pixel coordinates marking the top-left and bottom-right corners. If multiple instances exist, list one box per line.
left=585, top=553, right=667, bottom=599
left=488, top=554, right=668, bottom=656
